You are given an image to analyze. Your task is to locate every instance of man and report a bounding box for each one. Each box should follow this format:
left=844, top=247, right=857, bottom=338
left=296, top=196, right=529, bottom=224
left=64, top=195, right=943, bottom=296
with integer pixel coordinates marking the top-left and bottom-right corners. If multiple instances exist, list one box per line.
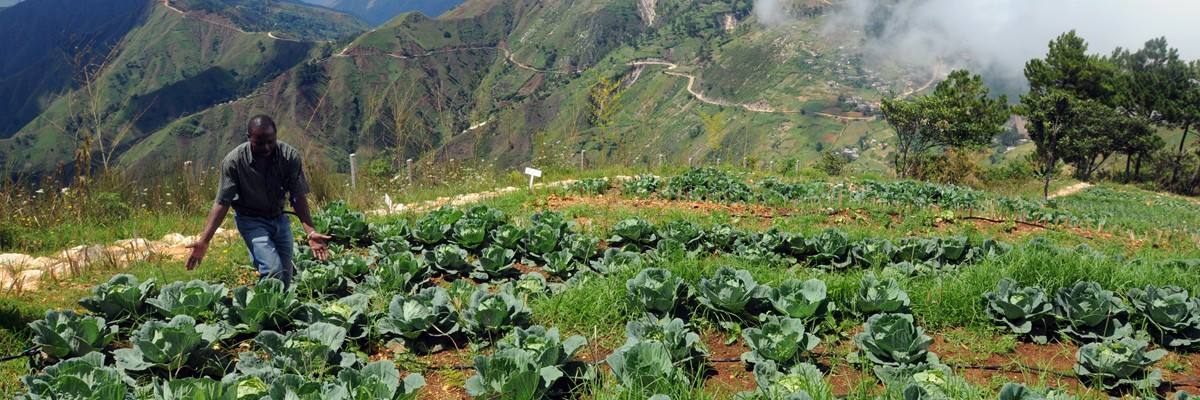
left=186, top=114, right=331, bottom=287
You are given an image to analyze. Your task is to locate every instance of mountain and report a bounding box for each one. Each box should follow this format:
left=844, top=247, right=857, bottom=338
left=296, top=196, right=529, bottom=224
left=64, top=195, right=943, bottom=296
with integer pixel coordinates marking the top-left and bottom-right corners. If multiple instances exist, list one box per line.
left=0, top=0, right=149, bottom=140
left=4, top=0, right=965, bottom=181
left=0, top=0, right=367, bottom=177
left=299, top=0, right=467, bottom=25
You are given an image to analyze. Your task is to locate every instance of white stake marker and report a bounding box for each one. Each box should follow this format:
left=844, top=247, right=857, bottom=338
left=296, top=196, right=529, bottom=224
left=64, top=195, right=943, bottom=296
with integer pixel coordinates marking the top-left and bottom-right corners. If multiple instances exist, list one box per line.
left=524, top=167, right=542, bottom=189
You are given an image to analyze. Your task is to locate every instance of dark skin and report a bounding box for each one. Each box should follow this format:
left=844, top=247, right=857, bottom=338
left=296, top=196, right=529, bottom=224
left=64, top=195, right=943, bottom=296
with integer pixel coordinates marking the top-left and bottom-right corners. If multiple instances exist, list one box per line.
left=185, top=124, right=331, bottom=270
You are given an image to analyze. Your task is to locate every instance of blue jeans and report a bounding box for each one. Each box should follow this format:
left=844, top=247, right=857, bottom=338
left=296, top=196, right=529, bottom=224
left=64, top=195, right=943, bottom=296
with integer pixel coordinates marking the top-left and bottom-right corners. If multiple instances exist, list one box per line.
left=234, top=213, right=295, bottom=288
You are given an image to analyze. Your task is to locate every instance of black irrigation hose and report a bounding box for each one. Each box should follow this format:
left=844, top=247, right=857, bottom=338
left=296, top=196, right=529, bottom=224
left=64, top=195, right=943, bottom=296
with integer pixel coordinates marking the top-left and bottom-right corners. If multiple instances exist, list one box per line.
left=945, top=362, right=1074, bottom=379
left=0, top=347, right=39, bottom=363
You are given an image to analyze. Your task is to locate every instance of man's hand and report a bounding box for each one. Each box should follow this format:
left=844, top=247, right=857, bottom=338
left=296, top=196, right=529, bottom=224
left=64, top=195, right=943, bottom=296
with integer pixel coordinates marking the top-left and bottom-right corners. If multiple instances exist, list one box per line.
left=185, top=241, right=209, bottom=270
left=308, top=232, right=333, bottom=261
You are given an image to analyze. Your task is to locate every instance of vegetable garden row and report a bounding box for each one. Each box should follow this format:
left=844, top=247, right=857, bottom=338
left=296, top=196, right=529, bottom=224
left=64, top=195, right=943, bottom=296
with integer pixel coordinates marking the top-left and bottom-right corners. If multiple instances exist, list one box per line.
left=568, top=168, right=1105, bottom=227
left=17, top=194, right=1200, bottom=398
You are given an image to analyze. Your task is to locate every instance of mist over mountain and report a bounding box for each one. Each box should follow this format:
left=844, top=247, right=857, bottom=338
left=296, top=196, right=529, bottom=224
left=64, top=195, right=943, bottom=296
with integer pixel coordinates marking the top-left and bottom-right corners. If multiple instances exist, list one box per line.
left=797, top=0, right=1200, bottom=92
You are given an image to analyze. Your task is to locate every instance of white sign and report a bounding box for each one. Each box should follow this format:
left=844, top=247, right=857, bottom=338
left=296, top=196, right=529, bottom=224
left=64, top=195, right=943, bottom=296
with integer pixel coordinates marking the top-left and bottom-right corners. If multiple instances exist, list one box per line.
left=525, top=166, right=544, bottom=188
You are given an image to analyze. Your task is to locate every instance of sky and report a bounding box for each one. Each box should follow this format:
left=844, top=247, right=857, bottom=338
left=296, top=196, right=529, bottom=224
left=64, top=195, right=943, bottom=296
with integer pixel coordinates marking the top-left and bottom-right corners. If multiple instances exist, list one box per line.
left=762, top=0, right=1200, bottom=89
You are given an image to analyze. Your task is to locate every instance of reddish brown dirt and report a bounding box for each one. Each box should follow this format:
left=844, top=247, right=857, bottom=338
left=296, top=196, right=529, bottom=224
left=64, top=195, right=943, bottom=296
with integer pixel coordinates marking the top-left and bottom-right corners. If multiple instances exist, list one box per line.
left=544, top=194, right=793, bottom=229
left=700, top=330, right=755, bottom=395
left=419, top=370, right=471, bottom=400
left=511, top=262, right=543, bottom=276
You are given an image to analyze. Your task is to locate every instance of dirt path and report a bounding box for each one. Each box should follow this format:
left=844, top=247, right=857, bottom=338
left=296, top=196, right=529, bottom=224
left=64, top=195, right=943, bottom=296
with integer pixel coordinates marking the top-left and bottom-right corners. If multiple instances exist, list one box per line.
left=1047, top=182, right=1093, bottom=199
left=628, top=59, right=878, bottom=121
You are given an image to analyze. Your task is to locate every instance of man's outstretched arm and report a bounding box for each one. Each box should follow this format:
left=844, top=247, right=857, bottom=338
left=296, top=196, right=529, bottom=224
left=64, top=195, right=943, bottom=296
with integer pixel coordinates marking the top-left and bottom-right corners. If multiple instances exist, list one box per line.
left=186, top=203, right=230, bottom=270
left=293, top=194, right=331, bottom=261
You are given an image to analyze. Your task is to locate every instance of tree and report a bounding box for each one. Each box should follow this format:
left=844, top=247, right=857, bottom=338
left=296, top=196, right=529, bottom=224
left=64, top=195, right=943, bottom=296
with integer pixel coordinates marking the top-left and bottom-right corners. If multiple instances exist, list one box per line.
left=1111, top=38, right=1193, bottom=184
left=587, top=73, right=625, bottom=160
left=880, top=69, right=1009, bottom=178
left=1024, top=30, right=1114, bottom=102
left=1020, top=92, right=1106, bottom=197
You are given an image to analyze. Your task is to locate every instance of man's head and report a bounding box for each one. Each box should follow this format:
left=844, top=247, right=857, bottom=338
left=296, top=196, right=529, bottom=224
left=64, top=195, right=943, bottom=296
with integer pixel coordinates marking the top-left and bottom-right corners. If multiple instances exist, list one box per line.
left=246, top=114, right=277, bottom=159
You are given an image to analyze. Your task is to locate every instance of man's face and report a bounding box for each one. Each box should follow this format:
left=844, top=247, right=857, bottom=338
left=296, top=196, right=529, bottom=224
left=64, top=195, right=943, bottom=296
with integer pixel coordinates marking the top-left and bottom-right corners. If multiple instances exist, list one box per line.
left=248, top=125, right=278, bottom=159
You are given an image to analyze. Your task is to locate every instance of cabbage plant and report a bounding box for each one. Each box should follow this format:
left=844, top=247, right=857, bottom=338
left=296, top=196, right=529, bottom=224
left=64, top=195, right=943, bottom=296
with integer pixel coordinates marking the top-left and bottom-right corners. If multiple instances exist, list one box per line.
left=1074, top=337, right=1166, bottom=390
left=254, top=322, right=358, bottom=379
left=853, top=273, right=910, bottom=315
left=253, top=362, right=423, bottom=399
left=21, top=352, right=132, bottom=400
left=622, top=174, right=661, bottom=197
left=605, top=341, right=691, bottom=396
left=704, top=223, right=743, bottom=252
left=470, top=245, right=518, bottom=281
left=523, top=223, right=561, bottom=259
left=620, top=316, right=708, bottom=370
left=852, top=313, right=941, bottom=384
left=805, top=229, right=852, bottom=268
left=310, top=293, right=371, bottom=341
left=561, top=233, right=600, bottom=261
left=1127, top=285, right=1200, bottom=348
left=739, top=361, right=830, bottom=400
left=608, top=217, right=658, bottom=247
left=113, top=315, right=217, bottom=377
left=78, top=274, right=155, bottom=325
left=375, top=287, right=460, bottom=352
left=657, top=220, right=704, bottom=250
left=152, top=377, right=239, bottom=399
left=424, top=243, right=471, bottom=276
left=742, top=314, right=820, bottom=368
left=313, top=200, right=369, bottom=245
left=359, top=251, right=428, bottom=296
left=462, top=288, right=533, bottom=340
left=28, top=309, right=117, bottom=360
left=1054, top=281, right=1132, bottom=342
left=696, top=266, right=770, bottom=317
left=769, top=278, right=832, bottom=321
left=984, top=278, right=1055, bottom=344
left=625, top=268, right=691, bottom=317
left=589, top=247, right=646, bottom=274
left=490, top=224, right=526, bottom=250
left=230, top=278, right=301, bottom=334
left=147, top=280, right=229, bottom=323
left=452, top=217, right=489, bottom=249
left=293, top=261, right=350, bottom=299
left=464, top=205, right=506, bottom=231
left=529, top=210, right=573, bottom=233
left=465, top=325, right=589, bottom=399
left=541, top=250, right=580, bottom=278
left=850, top=238, right=897, bottom=268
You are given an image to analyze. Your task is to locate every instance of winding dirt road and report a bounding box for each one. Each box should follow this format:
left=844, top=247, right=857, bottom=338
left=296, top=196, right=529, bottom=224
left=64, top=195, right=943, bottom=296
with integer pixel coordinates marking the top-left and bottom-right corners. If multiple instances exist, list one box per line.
left=628, top=60, right=878, bottom=121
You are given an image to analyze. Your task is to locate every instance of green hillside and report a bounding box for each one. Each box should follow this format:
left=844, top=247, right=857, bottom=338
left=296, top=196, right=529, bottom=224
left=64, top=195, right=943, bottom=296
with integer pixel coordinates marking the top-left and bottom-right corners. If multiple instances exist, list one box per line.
left=0, top=0, right=149, bottom=139
left=174, top=0, right=370, bottom=41
left=0, top=0, right=367, bottom=178
left=4, top=0, right=1013, bottom=181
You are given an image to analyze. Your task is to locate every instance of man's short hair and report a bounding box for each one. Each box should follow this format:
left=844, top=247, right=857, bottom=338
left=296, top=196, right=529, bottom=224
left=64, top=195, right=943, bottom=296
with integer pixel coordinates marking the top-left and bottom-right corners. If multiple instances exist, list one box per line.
left=247, top=114, right=276, bottom=135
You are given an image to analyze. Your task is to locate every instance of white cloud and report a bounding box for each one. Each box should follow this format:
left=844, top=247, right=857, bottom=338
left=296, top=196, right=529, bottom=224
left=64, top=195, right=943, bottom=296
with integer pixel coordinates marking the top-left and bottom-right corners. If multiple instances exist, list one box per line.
left=778, top=0, right=1200, bottom=88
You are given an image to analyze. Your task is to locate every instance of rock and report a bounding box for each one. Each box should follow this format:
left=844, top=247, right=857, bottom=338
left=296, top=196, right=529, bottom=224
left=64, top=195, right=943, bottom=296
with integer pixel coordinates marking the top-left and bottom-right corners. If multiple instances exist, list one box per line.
left=0, top=253, right=36, bottom=268
left=15, top=269, right=43, bottom=292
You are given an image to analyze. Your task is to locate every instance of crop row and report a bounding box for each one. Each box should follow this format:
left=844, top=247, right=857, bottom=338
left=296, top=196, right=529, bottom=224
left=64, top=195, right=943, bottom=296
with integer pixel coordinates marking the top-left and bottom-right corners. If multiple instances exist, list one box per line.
left=565, top=168, right=1102, bottom=226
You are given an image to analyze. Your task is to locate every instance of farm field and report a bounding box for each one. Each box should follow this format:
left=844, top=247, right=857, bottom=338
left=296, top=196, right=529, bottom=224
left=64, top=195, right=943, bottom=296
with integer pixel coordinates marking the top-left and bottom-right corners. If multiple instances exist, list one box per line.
left=3, top=168, right=1200, bottom=399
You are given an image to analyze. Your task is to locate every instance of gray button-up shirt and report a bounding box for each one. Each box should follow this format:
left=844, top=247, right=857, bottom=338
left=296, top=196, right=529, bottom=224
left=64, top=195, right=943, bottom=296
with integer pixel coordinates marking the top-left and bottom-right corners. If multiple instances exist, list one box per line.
left=214, top=140, right=310, bottom=217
